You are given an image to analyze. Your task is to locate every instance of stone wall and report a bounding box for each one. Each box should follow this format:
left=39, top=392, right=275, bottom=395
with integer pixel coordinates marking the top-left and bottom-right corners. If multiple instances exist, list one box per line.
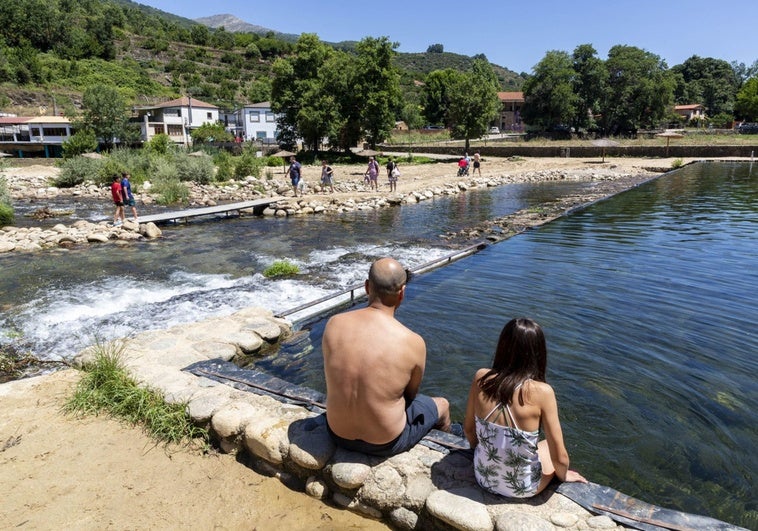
left=407, top=144, right=758, bottom=159
left=73, top=307, right=630, bottom=531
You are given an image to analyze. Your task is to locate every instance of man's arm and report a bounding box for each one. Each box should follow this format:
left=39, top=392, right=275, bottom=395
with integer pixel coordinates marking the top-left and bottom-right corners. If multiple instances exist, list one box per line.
left=403, top=334, right=426, bottom=402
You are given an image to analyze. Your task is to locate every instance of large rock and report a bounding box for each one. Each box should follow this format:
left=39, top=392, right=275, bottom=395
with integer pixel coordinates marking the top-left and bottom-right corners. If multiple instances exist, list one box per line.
left=288, top=418, right=335, bottom=470
left=141, top=222, right=162, bottom=239
left=358, top=464, right=406, bottom=512
left=426, top=487, right=493, bottom=531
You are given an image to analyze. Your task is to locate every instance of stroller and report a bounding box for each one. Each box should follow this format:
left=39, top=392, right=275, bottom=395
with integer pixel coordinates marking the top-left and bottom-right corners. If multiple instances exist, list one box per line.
left=457, top=158, right=470, bottom=176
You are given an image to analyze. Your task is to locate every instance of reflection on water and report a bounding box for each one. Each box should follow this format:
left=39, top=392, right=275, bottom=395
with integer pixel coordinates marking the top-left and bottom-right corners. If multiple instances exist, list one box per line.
left=1, top=164, right=755, bottom=527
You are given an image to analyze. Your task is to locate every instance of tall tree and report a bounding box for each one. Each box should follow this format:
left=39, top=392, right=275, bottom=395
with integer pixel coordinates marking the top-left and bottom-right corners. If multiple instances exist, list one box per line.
left=572, top=44, right=607, bottom=131
left=671, top=56, right=739, bottom=117
left=352, top=37, right=401, bottom=148
left=521, top=50, right=578, bottom=131
left=76, top=84, right=133, bottom=150
left=600, top=45, right=674, bottom=134
left=446, top=58, right=501, bottom=152
left=270, top=34, right=335, bottom=151
left=423, top=69, right=459, bottom=126
left=735, top=77, right=758, bottom=121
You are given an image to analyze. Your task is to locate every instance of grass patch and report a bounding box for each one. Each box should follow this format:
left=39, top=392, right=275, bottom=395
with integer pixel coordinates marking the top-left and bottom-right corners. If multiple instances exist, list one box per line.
left=263, top=260, right=300, bottom=278
left=671, top=158, right=684, bottom=168
left=65, top=341, right=207, bottom=447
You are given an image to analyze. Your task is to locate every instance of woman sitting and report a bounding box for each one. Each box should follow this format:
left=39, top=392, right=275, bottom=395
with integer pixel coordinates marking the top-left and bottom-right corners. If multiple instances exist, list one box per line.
left=463, top=318, right=587, bottom=498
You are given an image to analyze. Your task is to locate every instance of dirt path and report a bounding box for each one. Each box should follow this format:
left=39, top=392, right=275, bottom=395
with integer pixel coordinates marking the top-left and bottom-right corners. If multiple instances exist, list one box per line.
left=0, top=370, right=388, bottom=530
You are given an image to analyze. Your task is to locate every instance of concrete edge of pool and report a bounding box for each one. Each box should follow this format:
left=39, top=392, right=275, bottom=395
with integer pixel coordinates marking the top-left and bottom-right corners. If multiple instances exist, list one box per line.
left=69, top=306, right=746, bottom=531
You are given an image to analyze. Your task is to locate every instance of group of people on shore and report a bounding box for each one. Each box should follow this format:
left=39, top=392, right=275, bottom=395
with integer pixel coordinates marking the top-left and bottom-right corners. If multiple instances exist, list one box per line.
left=322, top=257, right=586, bottom=499
left=110, top=172, right=138, bottom=226
left=457, top=152, right=482, bottom=177
left=285, top=156, right=335, bottom=197
left=284, top=155, right=403, bottom=197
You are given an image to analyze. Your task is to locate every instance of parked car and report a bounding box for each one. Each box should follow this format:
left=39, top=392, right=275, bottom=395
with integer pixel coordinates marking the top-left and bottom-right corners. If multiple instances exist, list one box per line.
left=737, top=122, right=758, bottom=134
left=489, top=126, right=500, bottom=134
left=422, top=124, right=445, bottom=130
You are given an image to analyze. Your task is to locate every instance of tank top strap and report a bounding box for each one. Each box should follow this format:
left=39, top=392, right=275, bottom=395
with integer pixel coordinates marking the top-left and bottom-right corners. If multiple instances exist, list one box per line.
left=482, top=403, right=502, bottom=422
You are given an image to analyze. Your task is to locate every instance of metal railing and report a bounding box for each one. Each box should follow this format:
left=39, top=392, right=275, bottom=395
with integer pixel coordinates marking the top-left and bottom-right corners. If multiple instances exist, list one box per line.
left=275, top=242, right=488, bottom=321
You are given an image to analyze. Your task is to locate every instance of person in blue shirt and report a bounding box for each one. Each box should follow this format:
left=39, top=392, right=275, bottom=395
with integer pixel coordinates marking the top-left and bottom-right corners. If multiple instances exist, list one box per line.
left=120, top=172, right=138, bottom=222
left=286, top=156, right=302, bottom=197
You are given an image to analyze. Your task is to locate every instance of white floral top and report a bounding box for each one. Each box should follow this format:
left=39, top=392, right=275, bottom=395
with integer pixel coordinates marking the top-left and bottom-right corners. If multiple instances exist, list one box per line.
left=474, top=401, right=542, bottom=498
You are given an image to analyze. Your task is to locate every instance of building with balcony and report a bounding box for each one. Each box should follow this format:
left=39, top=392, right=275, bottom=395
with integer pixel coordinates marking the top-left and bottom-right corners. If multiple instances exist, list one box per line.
left=134, top=96, right=219, bottom=145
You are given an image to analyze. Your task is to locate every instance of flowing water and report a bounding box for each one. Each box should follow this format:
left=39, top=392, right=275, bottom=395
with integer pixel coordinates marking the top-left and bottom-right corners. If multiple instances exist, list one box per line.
left=1, top=163, right=755, bottom=527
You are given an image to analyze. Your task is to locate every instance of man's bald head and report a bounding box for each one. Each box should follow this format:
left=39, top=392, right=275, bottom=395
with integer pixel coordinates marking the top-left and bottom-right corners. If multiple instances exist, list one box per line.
left=367, top=258, right=408, bottom=302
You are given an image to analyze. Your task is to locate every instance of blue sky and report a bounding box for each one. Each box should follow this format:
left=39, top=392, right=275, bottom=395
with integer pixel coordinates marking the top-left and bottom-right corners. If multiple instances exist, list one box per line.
left=136, top=0, right=757, bottom=74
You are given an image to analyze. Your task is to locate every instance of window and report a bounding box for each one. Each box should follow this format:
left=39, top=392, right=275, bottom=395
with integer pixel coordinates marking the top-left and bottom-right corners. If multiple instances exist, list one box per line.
left=249, top=111, right=260, bottom=122
left=167, top=124, right=183, bottom=136
left=42, top=127, right=69, bottom=137
left=256, top=131, right=267, bottom=139
left=265, top=112, right=276, bottom=123
left=206, top=112, right=212, bottom=120
left=163, top=109, right=180, bottom=117
left=30, top=127, right=41, bottom=137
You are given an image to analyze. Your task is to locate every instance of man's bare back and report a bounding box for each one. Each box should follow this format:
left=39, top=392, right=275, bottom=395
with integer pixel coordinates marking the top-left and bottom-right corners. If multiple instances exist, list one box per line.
left=322, top=258, right=450, bottom=455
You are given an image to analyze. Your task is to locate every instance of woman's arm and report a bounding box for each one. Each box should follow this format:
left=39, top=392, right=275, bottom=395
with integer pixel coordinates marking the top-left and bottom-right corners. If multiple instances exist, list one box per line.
left=539, top=384, right=573, bottom=482
left=463, top=369, right=488, bottom=448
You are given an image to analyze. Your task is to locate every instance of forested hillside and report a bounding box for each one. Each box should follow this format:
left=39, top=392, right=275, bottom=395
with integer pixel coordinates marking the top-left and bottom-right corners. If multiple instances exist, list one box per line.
left=0, top=0, right=524, bottom=116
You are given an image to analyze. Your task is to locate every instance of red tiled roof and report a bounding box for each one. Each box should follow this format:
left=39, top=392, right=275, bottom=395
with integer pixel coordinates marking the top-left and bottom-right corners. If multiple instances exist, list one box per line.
left=498, top=91, right=524, bottom=101
left=153, top=96, right=218, bottom=109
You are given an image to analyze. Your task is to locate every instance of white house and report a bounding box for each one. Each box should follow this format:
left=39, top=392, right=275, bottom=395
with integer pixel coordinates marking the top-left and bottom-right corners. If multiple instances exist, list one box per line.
left=134, top=96, right=219, bottom=145
left=674, top=104, right=706, bottom=122
left=0, top=115, right=74, bottom=157
left=223, top=102, right=279, bottom=144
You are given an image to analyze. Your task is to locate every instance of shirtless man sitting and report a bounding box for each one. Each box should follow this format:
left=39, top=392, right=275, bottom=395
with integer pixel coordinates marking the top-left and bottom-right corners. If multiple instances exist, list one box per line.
left=322, top=257, right=451, bottom=457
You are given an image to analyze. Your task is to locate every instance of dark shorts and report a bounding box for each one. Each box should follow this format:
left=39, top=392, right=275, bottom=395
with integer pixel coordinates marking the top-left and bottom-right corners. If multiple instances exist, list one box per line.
left=473, top=161, right=480, bottom=168
left=124, top=198, right=135, bottom=206
left=291, top=177, right=300, bottom=187
left=326, top=394, right=439, bottom=457
left=113, top=201, right=124, bottom=207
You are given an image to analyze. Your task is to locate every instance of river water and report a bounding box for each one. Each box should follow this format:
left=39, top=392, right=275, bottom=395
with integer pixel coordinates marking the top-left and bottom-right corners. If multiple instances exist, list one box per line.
left=1, top=163, right=755, bottom=527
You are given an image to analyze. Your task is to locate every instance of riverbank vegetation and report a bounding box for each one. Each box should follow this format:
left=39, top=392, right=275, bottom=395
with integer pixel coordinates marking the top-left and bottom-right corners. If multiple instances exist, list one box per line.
left=263, top=260, right=300, bottom=278
left=65, top=341, right=208, bottom=447
left=0, top=171, right=13, bottom=226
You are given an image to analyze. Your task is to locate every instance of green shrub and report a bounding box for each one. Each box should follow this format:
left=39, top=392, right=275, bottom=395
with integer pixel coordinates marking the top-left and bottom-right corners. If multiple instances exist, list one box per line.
left=149, top=159, right=188, bottom=204
left=108, top=146, right=152, bottom=185
left=62, top=130, right=98, bottom=158
left=144, top=134, right=173, bottom=155
left=95, top=157, right=127, bottom=187
left=671, top=158, right=684, bottom=169
left=0, top=174, right=10, bottom=204
left=214, top=150, right=234, bottom=182
left=234, top=148, right=263, bottom=179
left=175, top=152, right=215, bottom=184
left=263, top=260, right=300, bottom=278
left=0, top=203, right=14, bottom=227
left=65, top=341, right=207, bottom=446
left=55, top=156, right=103, bottom=187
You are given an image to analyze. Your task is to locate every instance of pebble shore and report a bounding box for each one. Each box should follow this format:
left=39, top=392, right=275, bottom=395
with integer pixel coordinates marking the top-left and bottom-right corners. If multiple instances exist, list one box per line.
left=1, top=163, right=660, bottom=254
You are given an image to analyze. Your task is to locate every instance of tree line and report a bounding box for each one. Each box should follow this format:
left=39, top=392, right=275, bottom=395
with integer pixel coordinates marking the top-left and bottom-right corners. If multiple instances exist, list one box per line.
left=522, top=44, right=758, bottom=134
left=3, top=0, right=757, bottom=149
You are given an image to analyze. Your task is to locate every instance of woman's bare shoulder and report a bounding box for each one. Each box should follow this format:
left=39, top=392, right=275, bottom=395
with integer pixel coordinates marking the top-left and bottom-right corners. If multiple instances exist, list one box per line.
left=523, top=379, right=556, bottom=402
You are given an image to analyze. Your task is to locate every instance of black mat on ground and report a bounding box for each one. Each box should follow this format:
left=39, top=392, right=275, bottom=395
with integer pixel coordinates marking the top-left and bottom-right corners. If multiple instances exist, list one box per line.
left=184, top=358, right=326, bottom=412
left=557, top=481, right=747, bottom=531
left=182, top=358, right=470, bottom=454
